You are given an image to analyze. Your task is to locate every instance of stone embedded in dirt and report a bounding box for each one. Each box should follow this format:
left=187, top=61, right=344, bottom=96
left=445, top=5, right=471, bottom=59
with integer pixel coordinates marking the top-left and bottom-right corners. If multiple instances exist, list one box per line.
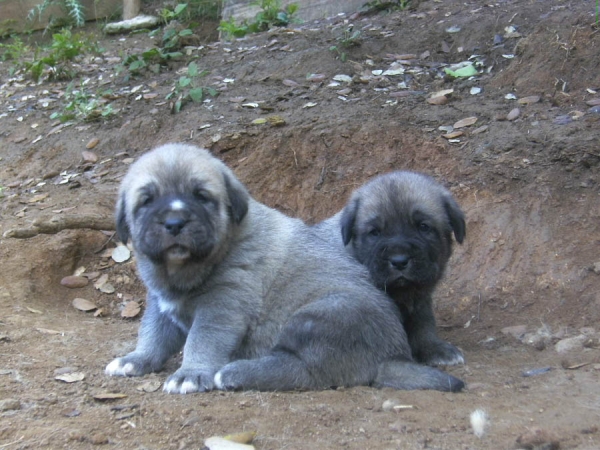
left=515, top=427, right=560, bottom=450
left=82, top=151, right=98, bottom=164
left=585, top=98, right=600, bottom=106
left=86, top=138, right=100, bottom=149
left=61, top=276, right=89, bottom=289
left=88, top=432, right=109, bottom=445
left=136, top=380, right=162, bottom=393
left=0, top=398, right=21, bottom=411
left=501, top=325, right=528, bottom=340
left=104, top=15, right=160, bottom=34
left=307, top=73, right=326, bottom=83
left=507, top=108, right=521, bottom=121
left=554, top=335, right=587, bottom=353
left=592, top=262, right=600, bottom=274
left=522, top=367, right=553, bottom=377
left=518, top=96, right=541, bottom=105
left=223, top=432, right=256, bottom=445
left=204, top=437, right=255, bottom=450
left=382, top=399, right=399, bottom=412
left=427, top=96, right=448, bottom=105
left=453, top=117, right=478, bottom=128
left=121, top=301, right=141, bottom=319
left=282, top=79, right=300, bottom=87
left=472, top=125, right=489, bottom=134
left=54, top=366, right=79, bottom=375
left=55, top=372, right=85, bottom=383
left=72, top=298, right=97, bottom=312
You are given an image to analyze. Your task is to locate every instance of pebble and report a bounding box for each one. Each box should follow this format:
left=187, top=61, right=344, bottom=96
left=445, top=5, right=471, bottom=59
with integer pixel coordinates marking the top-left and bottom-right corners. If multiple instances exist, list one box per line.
left=89, top=433, right=109, bottom=445
left=555, top=335, right=587, bottom=353
left=86, top=138, right=100, bottom=149
left=501, top=325, right=527, bottom=340
left=589, top=105, right=600, bottom=114
left=0, top=398, right=21, bottom=411
left=82, top=150, right=98, bottom=163
left=516, top=427, right=560, bottom=450
left=517, top=95, right=540, bottom=105
left=585, top=98, right=600, bottom=106
left=61, top=276, right=89, bottom=289
left=204, top=437, right=255, bottom=450
left=506, top=108, right=521, bottom=121
left=427, top=95, right=448, bottom=105
left=382, top=399, right=399, bottom=412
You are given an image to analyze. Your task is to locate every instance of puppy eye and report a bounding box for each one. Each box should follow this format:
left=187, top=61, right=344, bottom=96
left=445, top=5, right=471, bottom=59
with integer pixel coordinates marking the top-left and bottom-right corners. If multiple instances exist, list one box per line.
left=418, top=222, right=431, bottom=232
left=140, top=195, right=154, bottom=207
left=368, top=228, right=381, bottom=237
left=193, top=187, right=209, bottom=202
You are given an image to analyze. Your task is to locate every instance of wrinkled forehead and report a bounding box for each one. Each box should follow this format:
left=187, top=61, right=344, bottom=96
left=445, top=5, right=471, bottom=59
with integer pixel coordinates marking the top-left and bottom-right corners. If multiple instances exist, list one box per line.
left=123, top=148, right=225, bottom=195
left=359, top=175, right=446, bottom=223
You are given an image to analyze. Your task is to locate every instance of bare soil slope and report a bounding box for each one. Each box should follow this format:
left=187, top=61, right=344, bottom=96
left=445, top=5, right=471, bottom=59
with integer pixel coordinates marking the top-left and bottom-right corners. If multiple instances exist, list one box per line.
left=1, top=1, right=599, bottom=449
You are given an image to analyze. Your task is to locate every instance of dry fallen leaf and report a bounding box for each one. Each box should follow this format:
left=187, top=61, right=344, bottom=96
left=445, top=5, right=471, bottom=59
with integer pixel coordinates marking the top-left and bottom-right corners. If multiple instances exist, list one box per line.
left=121, top=301, right=141, bottom=318
left=112, top=245, right=131, bottom=263
left=442, top=131, right=465, bottom=139
left=94, top=274, right=109, bottom=289
left=72, top=298, right=97, bottom=312
left=26, top=306, right=43, bottom=314
left=224, top=431, right=257, bottom=444
left=93, top=393, right=127, bottom=400
left=28, top=193, right=49, bottom=203
left=518, top=95, right=540, bottom=105
left=55, top=372, right=85, bottom=383
left=507, top=108, right=521, bottom=121
left=453, top=117, right=478, bottom=129
left=136, top=380, right=162, bottom=393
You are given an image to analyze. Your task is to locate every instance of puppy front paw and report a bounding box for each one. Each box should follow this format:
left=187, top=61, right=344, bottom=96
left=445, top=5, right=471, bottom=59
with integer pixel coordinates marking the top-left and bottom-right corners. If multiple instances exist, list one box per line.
left=105, top=353, right=158, bottom=377
left=416, top=341, right=465, bottom=366
left=163, top=368, right=215, bottom=394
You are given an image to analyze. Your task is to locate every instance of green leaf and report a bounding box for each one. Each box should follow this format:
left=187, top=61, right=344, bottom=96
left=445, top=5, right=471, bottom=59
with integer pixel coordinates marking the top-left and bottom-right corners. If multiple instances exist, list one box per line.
left=179, top=76, right=191, bottom=87
left=174, top=100, right=182, bottom=113
left=179, top=29, right=193, bottom=37
left=189, top=88, right=204, bottom=102
left=174, top=3, right=188, bottom=15
left=187, top=61, right=199, bottom=77
left=205, top=87, right=219, bottom=97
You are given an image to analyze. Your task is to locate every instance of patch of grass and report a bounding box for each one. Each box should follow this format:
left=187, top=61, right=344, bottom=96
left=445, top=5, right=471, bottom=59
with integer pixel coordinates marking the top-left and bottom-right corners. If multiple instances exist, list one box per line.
left=219, top=0, right=299, bottom=40
left=166, top=61, right=219, bottom=113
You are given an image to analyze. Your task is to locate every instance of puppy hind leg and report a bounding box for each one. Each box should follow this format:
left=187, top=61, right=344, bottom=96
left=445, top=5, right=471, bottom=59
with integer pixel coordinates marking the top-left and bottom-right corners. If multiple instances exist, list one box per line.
left=374, top=359, right=465, bottom=393
left=214, top=351, right=317, bottom=391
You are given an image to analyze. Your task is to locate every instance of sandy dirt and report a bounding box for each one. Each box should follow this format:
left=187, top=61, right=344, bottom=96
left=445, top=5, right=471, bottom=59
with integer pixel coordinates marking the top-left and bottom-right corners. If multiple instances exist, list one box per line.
left=1, top=0, right=599, bottom=448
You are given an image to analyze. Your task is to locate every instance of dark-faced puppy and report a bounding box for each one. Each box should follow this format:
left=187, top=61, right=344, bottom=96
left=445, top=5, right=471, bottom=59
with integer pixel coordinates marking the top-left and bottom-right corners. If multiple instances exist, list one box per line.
left=316, top=171, right=466, bottom=366
left=106, top=144, right=464, bottom=393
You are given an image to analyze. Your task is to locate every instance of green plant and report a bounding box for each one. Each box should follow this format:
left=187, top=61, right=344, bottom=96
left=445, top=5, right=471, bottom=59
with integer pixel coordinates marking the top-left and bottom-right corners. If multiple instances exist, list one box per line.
left=0, top=36, right=31, bottom=62
left=27, top=0, right=86, bottom=30
left=116, top=47, right=184, bottom=79
left=160, top=1, right=222, bottom=25
left=362, top=0, right=411, bottom=13
left=329, top=28, right=361, bottom=62
left=50, top=82, right=116, bottom=122
left=166, top=61, right=218, bottom=113
left=219, top=0, right=299, bottom=40
left=159, top=3, right=189, bottom=24
left=24, top=28, right=96, bottom=81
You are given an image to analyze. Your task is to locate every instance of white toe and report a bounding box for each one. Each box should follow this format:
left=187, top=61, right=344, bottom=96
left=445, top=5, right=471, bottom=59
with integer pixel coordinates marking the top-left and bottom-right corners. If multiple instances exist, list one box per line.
left=213, top=371, right=223, bottom=389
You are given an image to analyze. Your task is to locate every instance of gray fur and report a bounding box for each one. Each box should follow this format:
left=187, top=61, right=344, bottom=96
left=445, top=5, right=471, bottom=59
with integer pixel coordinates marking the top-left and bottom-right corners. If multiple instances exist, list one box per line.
left=315, top=171, right=466, bottom=366
left=106, top=145, right=464, bottom=393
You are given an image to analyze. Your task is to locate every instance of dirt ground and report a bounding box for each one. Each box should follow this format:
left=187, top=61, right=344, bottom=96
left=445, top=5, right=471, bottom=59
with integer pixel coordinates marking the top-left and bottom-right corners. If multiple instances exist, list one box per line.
left=1, top=0, right=599, bottom=448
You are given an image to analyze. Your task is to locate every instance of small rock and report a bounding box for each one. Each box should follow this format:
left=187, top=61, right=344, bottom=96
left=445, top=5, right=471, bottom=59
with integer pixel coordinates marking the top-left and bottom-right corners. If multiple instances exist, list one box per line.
left=516, top=427, right=560, bottom=450
left=104, top=15, right=160, bottom=34
left=427, top=95, right=448, bottom=105
left=518, top=95, right=540, bottom=105
left=82, top=150, right=98, bottom=163
left=507, top=108, right=521, bottom=121
left=585, top=98, right=600, bottom=106
left=555, top=335, right=587, bottom=353
left=442, top=131, right=464, bottom=139
left=89, top=433, right=109, bottom=445
left=73, top=298, right=97, bottom=312
left=471, top=125, right=488, bottom=135
left=592, top=262, right=600, bottom=274
left=453, top=117, right=478, bottom=128
left=61, top=276, right=89, bottom=289
left=501, top=325, right=527, bottom=340
left=86, top=138, right=100, bottom=149
left=0, top=398, right=21, bottom=411
left=589, top=105, right=600, bottom=114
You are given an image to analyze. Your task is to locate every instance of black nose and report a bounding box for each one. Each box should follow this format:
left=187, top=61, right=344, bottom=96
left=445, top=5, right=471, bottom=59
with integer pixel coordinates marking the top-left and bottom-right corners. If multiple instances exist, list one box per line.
left=164, top=217, right=187, bottom=236
left=389, top=254, right=410, bottom=270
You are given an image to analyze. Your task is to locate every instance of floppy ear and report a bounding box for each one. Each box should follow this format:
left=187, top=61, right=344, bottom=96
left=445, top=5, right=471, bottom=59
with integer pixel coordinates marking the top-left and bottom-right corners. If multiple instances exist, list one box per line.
left=340, top=197, right=359, bottom=246
left=223, top=172, right=249, bottom=225
left=443, top=196, right=466, bottom=244
left=115, top=193, right=130, bottom=244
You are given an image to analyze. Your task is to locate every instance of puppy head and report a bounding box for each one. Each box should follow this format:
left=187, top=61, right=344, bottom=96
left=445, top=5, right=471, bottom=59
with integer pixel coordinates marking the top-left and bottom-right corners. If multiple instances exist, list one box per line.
left=340, top=171, right=465, bottom=292
left=116, top=143, right=249, bottom=267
